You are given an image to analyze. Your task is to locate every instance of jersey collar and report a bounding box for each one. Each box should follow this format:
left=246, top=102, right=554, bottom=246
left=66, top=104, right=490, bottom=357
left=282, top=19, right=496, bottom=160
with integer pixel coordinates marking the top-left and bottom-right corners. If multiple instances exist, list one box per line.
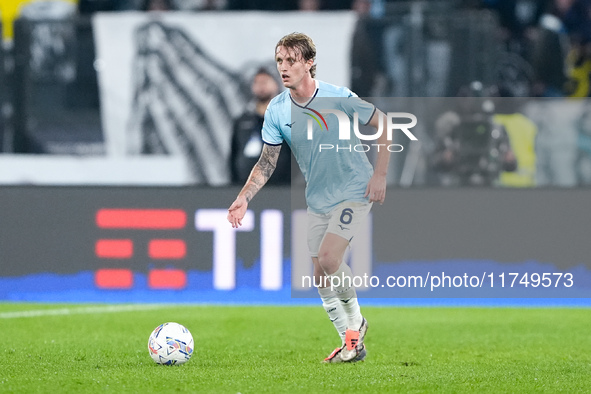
left=289, top=79, right=319, bottom=109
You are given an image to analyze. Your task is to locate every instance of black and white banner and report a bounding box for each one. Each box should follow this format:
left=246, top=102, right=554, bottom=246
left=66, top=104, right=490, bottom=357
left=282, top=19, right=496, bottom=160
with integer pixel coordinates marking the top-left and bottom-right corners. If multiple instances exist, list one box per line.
left=93, top=11, right=357, bottom=185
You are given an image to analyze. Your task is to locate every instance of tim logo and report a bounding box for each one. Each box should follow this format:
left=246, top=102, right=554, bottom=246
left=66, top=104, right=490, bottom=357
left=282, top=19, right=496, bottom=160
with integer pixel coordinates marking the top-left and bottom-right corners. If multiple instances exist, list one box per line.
left=306, top=110, right=418, bottom=153
left=94, top=209, right=188, bottom=290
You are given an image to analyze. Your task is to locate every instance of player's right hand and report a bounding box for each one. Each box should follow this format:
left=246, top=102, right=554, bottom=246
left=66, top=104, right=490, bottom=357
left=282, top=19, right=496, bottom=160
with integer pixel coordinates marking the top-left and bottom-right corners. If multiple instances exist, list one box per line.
left=227, top=195, right=248, bottom=228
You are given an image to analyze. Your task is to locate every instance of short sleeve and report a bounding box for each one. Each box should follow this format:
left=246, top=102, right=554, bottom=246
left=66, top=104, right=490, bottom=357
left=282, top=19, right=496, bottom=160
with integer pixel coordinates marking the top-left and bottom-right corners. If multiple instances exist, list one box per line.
left=341, top=90, right=376, bottom=125
left=261, top=107, right=283, bottom=145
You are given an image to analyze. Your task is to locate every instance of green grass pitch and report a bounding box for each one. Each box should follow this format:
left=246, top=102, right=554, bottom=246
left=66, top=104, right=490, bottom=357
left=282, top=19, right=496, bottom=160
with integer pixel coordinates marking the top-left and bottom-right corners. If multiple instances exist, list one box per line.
left=1, top=303, right=590, bottom=393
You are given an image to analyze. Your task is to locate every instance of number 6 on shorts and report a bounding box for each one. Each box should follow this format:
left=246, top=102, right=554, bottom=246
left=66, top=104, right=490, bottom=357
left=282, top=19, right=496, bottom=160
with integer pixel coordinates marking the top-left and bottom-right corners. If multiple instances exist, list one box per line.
left=340, top=208, right=353, bottom=225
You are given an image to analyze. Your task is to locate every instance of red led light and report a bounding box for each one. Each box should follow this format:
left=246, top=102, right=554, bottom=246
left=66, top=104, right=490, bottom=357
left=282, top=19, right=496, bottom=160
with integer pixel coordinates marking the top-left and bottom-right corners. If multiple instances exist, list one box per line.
left=95, top=239, right=133, bottom=259
left=148, top=269, right=187, bottom=289
left=96, top=209, right=187, bottom=229
left=148, top=239, right=187, bottom=259
left=95, top=269, right=134, bottom=289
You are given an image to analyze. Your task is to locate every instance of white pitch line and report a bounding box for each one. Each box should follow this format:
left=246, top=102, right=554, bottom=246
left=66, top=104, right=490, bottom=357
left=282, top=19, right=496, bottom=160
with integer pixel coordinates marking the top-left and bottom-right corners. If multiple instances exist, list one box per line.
left=0, top=304, right=167, bottom=319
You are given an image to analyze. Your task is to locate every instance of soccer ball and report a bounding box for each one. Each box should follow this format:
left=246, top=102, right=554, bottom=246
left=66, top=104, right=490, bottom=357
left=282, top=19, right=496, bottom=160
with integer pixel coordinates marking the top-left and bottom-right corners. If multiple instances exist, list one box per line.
left=148, top=322, right=194, bottom=365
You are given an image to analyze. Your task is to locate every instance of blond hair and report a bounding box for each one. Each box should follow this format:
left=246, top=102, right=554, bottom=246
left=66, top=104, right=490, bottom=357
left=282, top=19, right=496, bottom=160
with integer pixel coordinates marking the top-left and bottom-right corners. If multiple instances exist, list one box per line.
left=275, top=32, right=317, bottom=78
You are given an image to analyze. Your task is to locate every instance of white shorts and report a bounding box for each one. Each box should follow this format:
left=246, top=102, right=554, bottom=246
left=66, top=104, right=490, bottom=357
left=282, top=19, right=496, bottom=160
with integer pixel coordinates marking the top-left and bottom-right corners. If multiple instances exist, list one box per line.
left=307, top=201, right=373, bottom=258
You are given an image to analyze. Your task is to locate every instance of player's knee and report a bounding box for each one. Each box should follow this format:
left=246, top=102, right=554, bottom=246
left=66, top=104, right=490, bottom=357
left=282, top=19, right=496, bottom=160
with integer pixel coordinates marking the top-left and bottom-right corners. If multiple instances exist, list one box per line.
left=317, top=249, right=340, bottom=274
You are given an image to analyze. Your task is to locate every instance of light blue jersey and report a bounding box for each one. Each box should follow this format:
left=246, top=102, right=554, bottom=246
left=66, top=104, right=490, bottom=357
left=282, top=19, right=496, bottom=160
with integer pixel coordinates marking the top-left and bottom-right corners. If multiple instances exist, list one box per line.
left=262, top=80, right=376, bottom=213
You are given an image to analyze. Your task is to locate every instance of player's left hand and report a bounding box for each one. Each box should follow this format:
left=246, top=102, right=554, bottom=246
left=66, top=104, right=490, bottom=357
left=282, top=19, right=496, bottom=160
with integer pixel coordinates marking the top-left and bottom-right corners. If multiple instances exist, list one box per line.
left=364, top=174, right=387, bottom=204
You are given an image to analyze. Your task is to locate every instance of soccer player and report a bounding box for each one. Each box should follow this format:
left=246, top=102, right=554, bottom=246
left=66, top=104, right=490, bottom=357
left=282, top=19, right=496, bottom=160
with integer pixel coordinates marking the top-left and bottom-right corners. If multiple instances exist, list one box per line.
left=227, top=32, right=390, bottom=363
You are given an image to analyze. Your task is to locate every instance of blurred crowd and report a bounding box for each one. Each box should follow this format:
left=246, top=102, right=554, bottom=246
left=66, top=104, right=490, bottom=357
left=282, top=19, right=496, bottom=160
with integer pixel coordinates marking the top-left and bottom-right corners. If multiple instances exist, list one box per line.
left=0, top=0, right=591, bottom=187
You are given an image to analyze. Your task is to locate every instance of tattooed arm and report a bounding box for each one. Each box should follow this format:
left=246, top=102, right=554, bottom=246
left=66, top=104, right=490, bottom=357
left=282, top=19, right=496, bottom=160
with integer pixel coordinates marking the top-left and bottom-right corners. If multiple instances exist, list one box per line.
left=227, top=144, right=282, bottom=228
